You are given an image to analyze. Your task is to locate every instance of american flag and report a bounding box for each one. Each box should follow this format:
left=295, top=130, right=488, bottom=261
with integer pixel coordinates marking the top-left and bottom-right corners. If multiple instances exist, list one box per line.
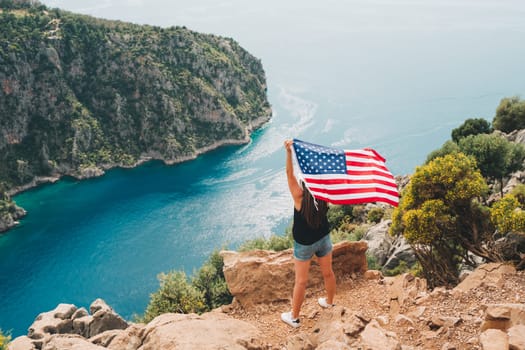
left=291, top=139, right=399, bottom=207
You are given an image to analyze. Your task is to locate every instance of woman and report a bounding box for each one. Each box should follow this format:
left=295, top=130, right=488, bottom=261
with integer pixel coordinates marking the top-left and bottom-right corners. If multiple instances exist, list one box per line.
left=281, top=139, right=336, bottom=328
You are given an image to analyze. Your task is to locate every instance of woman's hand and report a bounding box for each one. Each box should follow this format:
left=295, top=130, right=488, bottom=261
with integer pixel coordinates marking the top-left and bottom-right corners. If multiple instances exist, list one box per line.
left=284, top=139, right=293, bottom=152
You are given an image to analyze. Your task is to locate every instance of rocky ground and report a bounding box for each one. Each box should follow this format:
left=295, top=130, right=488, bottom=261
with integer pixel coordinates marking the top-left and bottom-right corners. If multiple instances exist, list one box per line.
left=226, top=266, right=525, bottom=349
left=9, top=243, right=524, bottom=349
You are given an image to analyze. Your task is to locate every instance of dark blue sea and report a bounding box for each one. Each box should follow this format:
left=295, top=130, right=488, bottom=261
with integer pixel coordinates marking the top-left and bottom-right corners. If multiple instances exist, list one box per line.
left=1, top=0, right=525, bottom=336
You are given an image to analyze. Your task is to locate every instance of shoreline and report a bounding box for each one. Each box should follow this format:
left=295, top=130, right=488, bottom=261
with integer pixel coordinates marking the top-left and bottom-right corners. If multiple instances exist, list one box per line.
left=2, top=113, right=271, bottom=234
left=6, top=118, right=270, bottom=198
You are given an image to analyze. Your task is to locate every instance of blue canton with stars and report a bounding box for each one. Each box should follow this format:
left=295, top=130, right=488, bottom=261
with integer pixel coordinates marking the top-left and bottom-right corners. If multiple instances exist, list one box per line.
left=293, top=139, right=347, bottom=175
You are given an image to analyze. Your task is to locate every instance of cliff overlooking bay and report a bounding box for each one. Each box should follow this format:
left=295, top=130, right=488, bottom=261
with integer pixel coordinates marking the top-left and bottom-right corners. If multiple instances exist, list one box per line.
left=0, top=0, right=271, bottom=231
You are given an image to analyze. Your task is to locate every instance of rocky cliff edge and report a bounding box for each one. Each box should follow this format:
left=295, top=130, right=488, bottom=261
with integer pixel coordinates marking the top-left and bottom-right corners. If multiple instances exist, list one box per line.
left=8, top=242, right=525, bottom=350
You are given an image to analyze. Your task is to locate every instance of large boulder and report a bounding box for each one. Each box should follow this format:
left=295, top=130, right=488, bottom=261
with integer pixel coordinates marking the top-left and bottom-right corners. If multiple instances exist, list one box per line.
left=359, top=319, right=402, bottom=350
left=6, top=336, right=37, bottom=350
left=479, top=329, right=509, bottom=350
left=362, top=220, right=393, bottom=266
left=221, top=241, right=368, bottom=307
left=136, top=312, right=265, bottom=350
left=42, top=334, right=106, bottom=350
left=87, top=299, right=128, bottom=338
left=28, top=303, right=78, bottom=348
left=362, top=220, right=415, bottom=271
left=383, top=235, right=415, bottom=271
left=454, top=263, right=516, bottom=294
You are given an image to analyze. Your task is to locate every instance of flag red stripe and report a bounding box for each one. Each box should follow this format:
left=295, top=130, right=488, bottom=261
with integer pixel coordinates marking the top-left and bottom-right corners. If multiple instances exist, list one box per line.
left=304, top=177, right=397, bottom=188
left=313, top=194, right=399, bottom=207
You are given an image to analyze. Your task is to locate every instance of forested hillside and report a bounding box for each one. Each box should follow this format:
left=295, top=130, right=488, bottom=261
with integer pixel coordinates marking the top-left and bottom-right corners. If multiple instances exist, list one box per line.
left=0, top=0, right=270, bottom=188
left=0, top=0, right=271, bottom=231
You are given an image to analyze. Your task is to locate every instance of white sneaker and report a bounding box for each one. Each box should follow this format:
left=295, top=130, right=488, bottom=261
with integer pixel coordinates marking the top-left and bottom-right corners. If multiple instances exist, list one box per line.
left=318, top=297, right=334, bottom=308
left=281, top=311, right=300, bottom=328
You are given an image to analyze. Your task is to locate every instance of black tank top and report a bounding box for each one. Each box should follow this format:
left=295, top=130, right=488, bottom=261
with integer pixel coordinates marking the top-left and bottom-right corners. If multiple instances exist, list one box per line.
left=292, top=208, right=329, bottom=245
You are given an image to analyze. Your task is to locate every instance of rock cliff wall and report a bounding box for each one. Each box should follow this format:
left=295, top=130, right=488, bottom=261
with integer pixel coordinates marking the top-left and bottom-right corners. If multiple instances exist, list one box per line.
left=0, top=1, right=271, bottom=231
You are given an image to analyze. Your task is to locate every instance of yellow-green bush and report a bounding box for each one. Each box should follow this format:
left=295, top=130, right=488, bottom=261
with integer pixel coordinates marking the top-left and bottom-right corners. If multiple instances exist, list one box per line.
left=0, top=329, right=10, bottom=350
left=491, top=193, right=525, bottom=234
left=390, top=153, right=496, bottom=287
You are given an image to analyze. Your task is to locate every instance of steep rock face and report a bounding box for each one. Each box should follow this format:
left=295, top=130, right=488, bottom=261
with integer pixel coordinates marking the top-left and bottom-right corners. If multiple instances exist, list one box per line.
left=0, top=2, right=271, bottom=192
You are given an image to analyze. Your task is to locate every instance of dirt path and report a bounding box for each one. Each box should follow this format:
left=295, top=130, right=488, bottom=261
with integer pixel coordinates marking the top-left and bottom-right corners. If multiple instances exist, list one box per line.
left=226, top=271, right=525, bottom=349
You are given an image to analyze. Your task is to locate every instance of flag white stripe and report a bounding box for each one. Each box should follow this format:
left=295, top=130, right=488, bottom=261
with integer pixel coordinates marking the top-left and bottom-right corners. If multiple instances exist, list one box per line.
left=345, top=156, right=386, bottom=167
left=344, top=149, right=380, bottom=158
left=309, top=183, right=398, bottom=191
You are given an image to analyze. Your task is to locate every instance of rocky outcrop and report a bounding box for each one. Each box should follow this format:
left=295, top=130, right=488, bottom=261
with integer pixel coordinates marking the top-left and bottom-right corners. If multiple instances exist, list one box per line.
left=362, top=220, right=393, bottom=266
left=7, top=254, right=525, bottom=350
left=129, top=312, right=264, bottom=350
left=9, top=299, right=128, bottom=350
left=9, top=302, right=264, bottom=350
left=362, top=220, right=415, bottom=272
left=453, top=262, right=516, bottom=293
left=220, top=241, right=368, bottom=307
left=0, top=203, right=26, bottom=232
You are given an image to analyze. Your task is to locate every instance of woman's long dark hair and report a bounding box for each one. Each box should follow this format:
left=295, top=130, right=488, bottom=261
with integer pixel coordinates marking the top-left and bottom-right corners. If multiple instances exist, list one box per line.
left=300, top=184, right=328, bottom=229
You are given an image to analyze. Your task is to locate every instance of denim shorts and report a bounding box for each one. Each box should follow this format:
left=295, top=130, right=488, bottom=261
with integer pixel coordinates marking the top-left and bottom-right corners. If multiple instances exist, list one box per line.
left=293, top=234, right=333, bottom=261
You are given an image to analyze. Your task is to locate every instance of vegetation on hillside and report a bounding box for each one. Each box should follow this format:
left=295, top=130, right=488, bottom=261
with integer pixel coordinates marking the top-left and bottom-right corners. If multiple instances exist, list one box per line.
left=492, top=96, right=525, bottom=133
left=392, top=97, right=525, bottom=287
left=390, top=153, right=494, bottom=287
left=0, top=0, right=270, bottom=188
left=0, top=0, right=271, bottom=230
left=137, top=250, right=232, bottom=323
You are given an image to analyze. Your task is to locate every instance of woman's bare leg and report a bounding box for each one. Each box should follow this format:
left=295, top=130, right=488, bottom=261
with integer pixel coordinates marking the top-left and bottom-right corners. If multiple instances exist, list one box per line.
left=317, top=252, right=336, bottom=304
left=292, top=259, right=311, bottom=318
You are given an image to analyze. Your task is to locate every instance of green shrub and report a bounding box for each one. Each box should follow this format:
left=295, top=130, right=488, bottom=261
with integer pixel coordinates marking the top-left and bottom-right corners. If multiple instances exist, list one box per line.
left=451, top=117, right=492, bottom=143
left=367, top=207, right=385, bottom=223
left=138, top=251, right=233, bottom=323
left=492, top=96, right=525, bottom=133
left=139, top=271, right=206, bottom=323
left=366, top=254, right=380, bottom=270
left=330, top=228, right=352, bottom=243
left=349, top=225, right=368, bottom=241
left=383, top=260, right=410, bottom=276
left=511, top=184, right=525, bottom=206
left=383, top=261, right=422, bottom=277
left=192, top=250, right=232, bottom=310
left=390, top=152, right=496, bottom=288
left=426, top=140, right=460, bottom=164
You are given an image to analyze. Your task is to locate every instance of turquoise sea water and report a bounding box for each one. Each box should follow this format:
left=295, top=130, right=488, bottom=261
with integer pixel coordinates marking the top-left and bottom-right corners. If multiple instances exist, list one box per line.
left=2, top=0, right=525, bottom=337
